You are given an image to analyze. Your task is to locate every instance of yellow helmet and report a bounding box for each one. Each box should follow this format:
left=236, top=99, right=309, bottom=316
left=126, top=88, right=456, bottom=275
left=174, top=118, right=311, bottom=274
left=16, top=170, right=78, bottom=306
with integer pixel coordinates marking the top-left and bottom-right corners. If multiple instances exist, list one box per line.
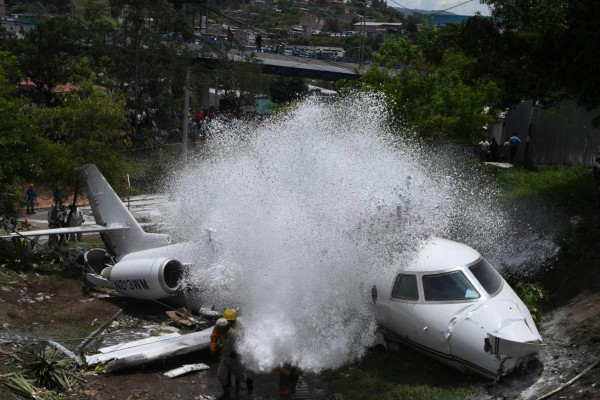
left=223, top=308, right=236, bottom=321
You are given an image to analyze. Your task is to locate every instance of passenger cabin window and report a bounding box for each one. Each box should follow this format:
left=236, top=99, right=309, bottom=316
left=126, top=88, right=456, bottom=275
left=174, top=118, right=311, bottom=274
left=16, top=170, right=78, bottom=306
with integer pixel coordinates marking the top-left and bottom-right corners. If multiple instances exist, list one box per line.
left=423, top=271, right=480, bottom=301
left=468, top=259, right=502, bottom=295
left=392, top=274, right=419, bottom=300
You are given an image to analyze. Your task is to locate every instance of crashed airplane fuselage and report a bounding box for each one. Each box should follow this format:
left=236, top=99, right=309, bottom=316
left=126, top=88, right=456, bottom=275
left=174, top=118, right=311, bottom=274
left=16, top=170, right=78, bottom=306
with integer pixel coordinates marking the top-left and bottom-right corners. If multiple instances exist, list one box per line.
left=372, top=237, right=543, bottom=379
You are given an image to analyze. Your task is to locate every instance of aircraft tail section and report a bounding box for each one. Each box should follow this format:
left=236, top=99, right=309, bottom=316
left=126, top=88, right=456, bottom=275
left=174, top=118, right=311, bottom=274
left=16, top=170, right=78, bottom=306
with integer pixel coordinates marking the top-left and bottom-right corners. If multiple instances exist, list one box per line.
left=80, top=165, right=170, bottom=259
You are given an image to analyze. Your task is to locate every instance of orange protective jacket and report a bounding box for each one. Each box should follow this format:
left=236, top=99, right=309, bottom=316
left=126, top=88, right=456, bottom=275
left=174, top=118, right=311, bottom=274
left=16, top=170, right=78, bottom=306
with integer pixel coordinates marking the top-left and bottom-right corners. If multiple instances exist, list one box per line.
left=210, top=321, right=239, bottom=357
left=209, top=326, right=224, bottom=356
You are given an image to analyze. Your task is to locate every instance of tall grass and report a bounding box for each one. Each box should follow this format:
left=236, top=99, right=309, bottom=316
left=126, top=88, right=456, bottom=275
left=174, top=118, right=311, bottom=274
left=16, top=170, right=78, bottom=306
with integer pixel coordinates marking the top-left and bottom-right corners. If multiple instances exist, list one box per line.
left=495, top=165, right=597, bottom=211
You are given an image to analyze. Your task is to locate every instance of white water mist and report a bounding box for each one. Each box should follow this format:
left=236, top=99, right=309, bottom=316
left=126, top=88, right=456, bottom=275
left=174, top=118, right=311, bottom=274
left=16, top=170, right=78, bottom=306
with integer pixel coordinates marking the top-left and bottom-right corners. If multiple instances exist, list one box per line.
left=163, top=93, right=508, bottom=373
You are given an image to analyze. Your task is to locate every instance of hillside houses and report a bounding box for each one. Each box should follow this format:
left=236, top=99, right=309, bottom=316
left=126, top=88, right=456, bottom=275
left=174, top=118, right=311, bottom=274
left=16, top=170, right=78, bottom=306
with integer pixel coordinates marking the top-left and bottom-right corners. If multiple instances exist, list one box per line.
left=353, top=21, right=405, bottom=38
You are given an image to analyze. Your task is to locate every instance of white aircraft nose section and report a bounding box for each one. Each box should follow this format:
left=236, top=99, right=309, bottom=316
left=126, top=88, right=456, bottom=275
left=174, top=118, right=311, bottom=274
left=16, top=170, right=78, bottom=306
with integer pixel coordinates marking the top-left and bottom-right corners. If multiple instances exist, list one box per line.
left=487, top=330, right=544, bottom=359
left=447, top=295, right=543, bottom=377
left=468, top=298, right=542, bottom=343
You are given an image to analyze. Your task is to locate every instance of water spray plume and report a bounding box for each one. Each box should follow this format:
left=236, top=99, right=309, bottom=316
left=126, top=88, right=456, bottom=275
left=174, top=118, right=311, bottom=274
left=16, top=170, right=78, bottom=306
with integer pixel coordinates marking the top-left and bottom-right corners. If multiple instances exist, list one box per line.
left=164, top=93, right=509, bottom=373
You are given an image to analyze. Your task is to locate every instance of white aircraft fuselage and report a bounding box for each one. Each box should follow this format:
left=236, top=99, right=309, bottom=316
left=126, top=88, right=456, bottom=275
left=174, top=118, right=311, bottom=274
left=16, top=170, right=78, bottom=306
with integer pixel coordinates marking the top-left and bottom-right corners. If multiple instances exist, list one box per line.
left=372, top=238, right=543, bottom=379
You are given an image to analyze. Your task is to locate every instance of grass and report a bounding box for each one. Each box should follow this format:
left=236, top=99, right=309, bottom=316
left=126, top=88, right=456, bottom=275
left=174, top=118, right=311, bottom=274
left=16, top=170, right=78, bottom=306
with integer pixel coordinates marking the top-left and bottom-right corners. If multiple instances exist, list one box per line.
left=494, top=165, right=597, bottom=210
left=495, top=164, right=600, bottom=260
left=325, top=348, right=483, bottom=400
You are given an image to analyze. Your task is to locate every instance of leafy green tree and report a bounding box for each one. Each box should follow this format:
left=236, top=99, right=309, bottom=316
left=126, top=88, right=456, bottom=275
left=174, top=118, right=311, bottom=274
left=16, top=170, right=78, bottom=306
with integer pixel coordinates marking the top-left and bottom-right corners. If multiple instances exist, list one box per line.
left=269, top=76, right=308, bottom=104
left=479, top=0, right=600, bottom=116
left=5, top=1, right=50, bottom=15
left=36, top=79, right=129, bottom=192
left=75, top=0, right=112, bottom=22
left=560, top=1, right=600, bottom=111
left=212, top=51, right=269, bottom=117
left=17, top=16, right=86, bottom=106
left=105, top=0, right=193, bottom=132
left=344, top=34, right=500, bottom=143
left=0, top=54, right=58, bottom=217
left=0, top=26, right=18, bottom=53
left=324, top=17, right=340, bottom=33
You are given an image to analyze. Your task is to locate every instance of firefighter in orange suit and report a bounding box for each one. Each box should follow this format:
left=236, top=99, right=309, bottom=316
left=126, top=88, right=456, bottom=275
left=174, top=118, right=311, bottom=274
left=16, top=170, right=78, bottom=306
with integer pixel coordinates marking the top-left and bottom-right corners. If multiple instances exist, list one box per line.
left=210, top=309, right=253, bottom=398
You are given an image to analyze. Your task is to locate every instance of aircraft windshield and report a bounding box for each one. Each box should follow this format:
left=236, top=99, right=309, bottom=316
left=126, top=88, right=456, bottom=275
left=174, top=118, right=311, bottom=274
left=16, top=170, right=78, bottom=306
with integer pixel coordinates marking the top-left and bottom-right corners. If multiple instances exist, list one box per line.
left=468, top=258, right=502, bottom=295
left=423, top=271, right=480, bottom=301
left=392, top=274, right=419, bottom=300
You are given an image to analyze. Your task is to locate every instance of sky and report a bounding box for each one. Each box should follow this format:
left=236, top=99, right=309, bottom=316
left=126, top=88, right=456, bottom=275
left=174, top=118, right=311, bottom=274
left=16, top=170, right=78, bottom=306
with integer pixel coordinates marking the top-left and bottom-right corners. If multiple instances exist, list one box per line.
left=390, top=0, right=492, bottom=16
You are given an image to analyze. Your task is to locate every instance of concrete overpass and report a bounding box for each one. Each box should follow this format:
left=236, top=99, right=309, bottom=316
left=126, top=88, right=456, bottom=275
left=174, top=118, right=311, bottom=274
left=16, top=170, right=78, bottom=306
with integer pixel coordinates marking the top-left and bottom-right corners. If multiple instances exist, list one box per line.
left=194, top=49, right=361, bottom=82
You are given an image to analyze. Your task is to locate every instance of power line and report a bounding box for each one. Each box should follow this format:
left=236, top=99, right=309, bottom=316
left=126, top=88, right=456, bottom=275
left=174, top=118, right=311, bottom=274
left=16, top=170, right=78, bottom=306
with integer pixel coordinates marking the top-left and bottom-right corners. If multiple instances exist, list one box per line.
left=385, top=0, right=475, bottom=17
left=431, top=0, right=475, bottom=16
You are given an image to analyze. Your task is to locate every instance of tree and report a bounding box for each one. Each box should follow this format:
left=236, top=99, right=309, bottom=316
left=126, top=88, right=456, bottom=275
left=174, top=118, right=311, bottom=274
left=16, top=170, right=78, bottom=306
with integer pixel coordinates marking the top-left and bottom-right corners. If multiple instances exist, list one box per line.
left=269, top=76, right=308, bottom=104
left=552, top=1, right=600, bottom=112
left=0, top=25, right=19, bottom=53
left=213, top=52, right=269, bottom=117
left=343, top=33, right=500, bottom=143
left=105, top=0, right=193, bottom=133
left=479, top=0, right=600, bottom=117
left=17, top=16, right=86, bottom=106
left=0, top=53, right=59, bottom=217
left=36, top=79, right=130, bottom=192
left=76, top=0, right=112, bottom=22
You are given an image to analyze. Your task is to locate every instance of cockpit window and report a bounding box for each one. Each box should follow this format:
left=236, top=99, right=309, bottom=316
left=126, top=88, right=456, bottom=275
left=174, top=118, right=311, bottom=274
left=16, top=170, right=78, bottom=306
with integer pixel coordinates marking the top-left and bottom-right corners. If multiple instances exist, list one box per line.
left=423, top=271, right=480, bottom=301
left=392, top=274, right=419, bottom=300
left=468, top=258, right=502, bottom=295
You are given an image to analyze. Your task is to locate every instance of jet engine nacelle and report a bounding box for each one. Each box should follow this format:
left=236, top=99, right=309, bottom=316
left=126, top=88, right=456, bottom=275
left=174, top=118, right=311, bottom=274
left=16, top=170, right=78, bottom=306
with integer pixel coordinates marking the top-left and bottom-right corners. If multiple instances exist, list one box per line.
left=103, top=257, right=184, bottom=300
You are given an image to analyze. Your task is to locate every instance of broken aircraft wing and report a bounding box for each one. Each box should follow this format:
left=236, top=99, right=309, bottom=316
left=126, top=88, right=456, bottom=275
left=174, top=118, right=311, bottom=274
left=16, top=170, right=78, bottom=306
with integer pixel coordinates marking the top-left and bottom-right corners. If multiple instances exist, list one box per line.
left=85, top=327, right=212, bottom=373
left=0, top=224, right=129, bottom=239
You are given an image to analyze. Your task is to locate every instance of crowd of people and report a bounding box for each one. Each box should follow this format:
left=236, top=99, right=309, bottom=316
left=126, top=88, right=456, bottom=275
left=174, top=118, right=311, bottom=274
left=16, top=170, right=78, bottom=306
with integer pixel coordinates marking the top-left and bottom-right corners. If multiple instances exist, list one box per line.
left=123, top=106, right=264, bottom=150
left=477, top=132, right=521, bottom=163
left=37, top=185, right=85, bottom=244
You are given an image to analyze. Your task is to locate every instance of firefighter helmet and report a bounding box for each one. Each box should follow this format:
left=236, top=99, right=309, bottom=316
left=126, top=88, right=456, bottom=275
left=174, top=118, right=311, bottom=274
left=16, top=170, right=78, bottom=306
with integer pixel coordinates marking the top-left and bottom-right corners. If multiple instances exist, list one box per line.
left=223, top=308, right=237, bottom=321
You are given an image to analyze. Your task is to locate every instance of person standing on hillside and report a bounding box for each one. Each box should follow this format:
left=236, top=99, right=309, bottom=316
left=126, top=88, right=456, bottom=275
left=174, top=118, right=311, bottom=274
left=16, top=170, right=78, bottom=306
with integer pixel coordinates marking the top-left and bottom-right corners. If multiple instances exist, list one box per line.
left=255, top=34, right=262, bottom=52
left=53, top=186, right=62, bottom=206
left=489, top=137, right=499, bottom=162
left=25, top=184, right=37, bottom=214
left=67, top=204, right=85, bottom=241
left=508, top=133, right=521, bottom=163
left=478, top=137, right=490, bottom=161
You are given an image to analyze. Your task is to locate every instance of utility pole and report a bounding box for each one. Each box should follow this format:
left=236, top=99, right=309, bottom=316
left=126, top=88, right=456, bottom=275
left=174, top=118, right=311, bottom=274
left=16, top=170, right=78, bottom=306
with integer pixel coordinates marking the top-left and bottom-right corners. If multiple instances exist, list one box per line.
left=358, top=0, right=367, bottom=69
left=182, top=67, right=191, bottom=160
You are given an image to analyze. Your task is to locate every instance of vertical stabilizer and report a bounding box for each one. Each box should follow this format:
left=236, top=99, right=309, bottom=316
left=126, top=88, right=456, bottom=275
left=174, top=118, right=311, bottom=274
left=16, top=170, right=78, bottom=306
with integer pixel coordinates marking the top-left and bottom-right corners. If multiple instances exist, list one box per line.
left=80, top=165, right=170, bottom=258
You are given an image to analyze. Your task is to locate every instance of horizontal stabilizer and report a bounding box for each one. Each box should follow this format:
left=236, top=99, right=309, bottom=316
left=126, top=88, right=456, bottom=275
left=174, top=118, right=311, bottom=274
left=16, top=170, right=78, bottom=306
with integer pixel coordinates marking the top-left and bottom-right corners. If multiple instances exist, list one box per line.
left=0, top=224, right=129, bottom=239
left=84, top=272, right=116, bottom=290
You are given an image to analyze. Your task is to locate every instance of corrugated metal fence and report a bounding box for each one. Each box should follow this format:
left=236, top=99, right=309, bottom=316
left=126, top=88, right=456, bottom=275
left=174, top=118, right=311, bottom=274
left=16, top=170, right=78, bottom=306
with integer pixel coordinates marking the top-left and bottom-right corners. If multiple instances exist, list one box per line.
left=490, top=100, right=600, bottom=167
